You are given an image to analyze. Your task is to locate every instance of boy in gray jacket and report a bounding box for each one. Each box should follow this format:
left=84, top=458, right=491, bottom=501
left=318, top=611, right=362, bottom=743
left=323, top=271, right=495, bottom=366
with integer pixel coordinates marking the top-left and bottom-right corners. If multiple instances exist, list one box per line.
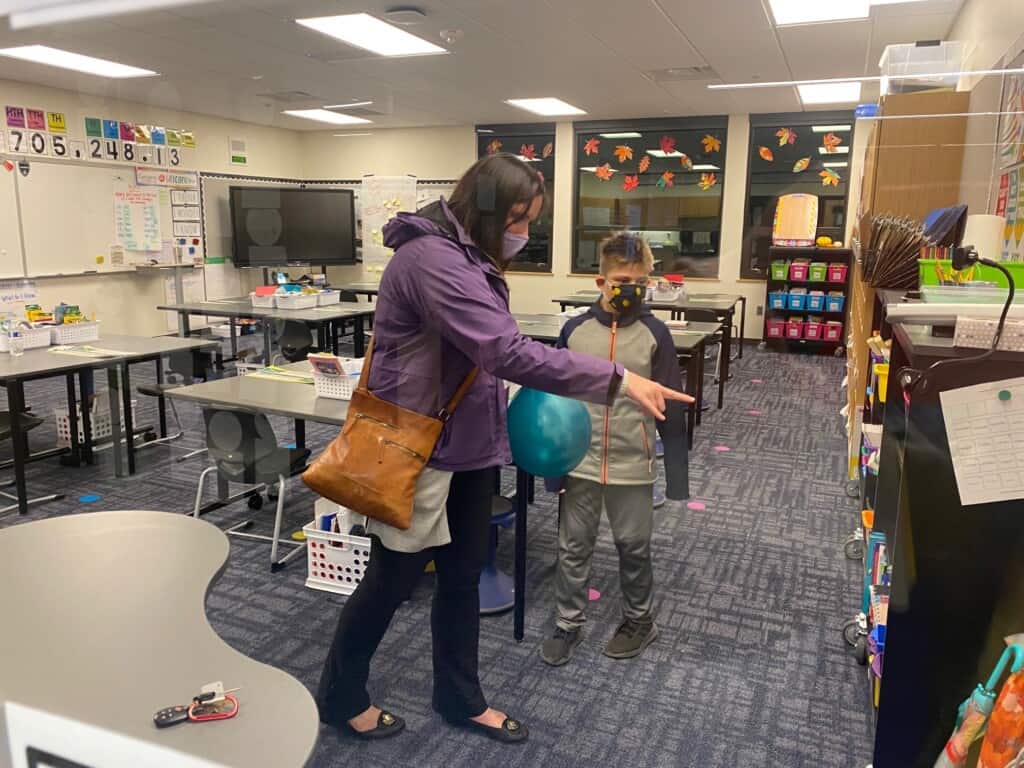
left=541, top=232, right=689, bottom=666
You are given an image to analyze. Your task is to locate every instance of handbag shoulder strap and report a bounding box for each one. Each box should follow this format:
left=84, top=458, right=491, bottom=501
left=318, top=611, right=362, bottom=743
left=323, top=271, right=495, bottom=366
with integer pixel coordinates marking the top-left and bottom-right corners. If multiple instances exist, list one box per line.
left=356, top=336, right=478, bottom=421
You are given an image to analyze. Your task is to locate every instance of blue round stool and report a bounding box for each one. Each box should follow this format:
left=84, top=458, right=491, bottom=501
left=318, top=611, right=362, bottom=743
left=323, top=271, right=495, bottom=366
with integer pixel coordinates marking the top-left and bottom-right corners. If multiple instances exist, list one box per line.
left=479, top=495, right=515, bottom=615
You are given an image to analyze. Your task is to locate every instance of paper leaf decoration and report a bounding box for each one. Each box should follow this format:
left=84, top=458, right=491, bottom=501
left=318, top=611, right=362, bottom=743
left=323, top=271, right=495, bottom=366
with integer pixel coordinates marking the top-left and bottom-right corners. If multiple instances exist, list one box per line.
left=584, top=137, right=601, bottom=156
left=758, top=146, right=774, bottom=162
left=613, top=145, right=634, bottom=163
left=823, top=132, right=843, bottom=153
left=660, top=135, right=676, bottom=155
left=656, top=171, right=675, bottom=189
left=638, top=155, right=651, bottom=173
left=776, top=127, right=797, bottom=146
left=702, top=134, right=722, bottom=153
left=542, top=142, right=553, bottom=159
left=486, top=139, right=502, bottom=155
left=622, top=174, right=639, bottom=192
left=820, top=169, right=840, bottom=187
left=792, top=157, right=810, bottom=173
left=520, top=143, right=536, bottom=160
left=595, top=163, right=614, bottom=181
left=679, top=153, right=693, bottom=171
left=698, top=173, right=717, bottom=191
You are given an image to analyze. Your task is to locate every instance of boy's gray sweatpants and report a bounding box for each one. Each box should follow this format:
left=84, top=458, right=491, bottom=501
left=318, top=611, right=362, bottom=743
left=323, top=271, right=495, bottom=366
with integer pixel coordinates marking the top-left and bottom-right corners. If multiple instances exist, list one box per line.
left=555, top=476, right=654, bottom=632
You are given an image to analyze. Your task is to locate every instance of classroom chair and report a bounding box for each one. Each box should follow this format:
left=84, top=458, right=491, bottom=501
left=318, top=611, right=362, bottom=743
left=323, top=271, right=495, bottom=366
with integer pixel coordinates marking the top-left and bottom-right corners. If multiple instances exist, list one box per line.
left=192, top=407, right=310, bottom=572
left=685, top=308, right=725, bottom=386
left=0, top=410, right=64, bottom=515
left=480, top=494, right=515, bottom=615
left=276, top=321, right=315, bottom=364
left=135, top=350, right=212, bottom=462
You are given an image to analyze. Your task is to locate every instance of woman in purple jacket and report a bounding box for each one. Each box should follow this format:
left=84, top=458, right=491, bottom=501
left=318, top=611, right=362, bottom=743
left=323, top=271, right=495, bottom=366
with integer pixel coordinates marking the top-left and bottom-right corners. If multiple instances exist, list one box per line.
left=315, top=154, right=691, bottom=744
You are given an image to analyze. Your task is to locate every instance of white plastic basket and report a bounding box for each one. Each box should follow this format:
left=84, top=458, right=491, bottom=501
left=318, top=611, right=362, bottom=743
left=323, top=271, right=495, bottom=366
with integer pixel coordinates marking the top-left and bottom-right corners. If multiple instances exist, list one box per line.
left=312, top=358, right=363, bottom=400
left=54, top=399, right=137, bottom=448
left=317, top=290, right=341, bottom=306
left=250, top=293, right=276, bottom=308
left=276, top=293, right=318, bottom=310
left=0, top=326, right=51, bottom=352
left=50, top=321, right=100, bottom=345
left=304, top=521, right=372, bottom=596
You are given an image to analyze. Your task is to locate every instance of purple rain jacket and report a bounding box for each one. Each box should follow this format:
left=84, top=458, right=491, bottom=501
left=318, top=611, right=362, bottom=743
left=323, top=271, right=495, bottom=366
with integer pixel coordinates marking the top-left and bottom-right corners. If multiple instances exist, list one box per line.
left=368, top=199, right=624, bottom=472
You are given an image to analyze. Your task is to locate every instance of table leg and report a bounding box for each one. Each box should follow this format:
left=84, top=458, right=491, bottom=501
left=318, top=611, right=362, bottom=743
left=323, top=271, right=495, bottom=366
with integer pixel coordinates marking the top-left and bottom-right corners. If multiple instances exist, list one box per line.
left=514, top=466, right=529, bottom=643
left=6, top=381, right=29, bottom=515
left=79, top=372, right=94, bottom=465
left=155, top=357, right=167, bottom=439
left=738, top=299, right=746, bottom=359
left=107, top=368, right=125, bottom=478
left=229, top=317, right=238, bottom=360
left=177, top=310, right=190, bottom=339
left=121, top=362, right=136, bottom=474
left=65, top=374, right=81, bottom=467
left=331, top=320, right=341, bottom=355
left=263, top=323, right=273, bottom=365
left=316, top=324, right=327, bottom=352
left=684, top=356, right=697, bottom=449
left=696, top=342, right=705, bottom=427
left=295, top=419, right=306, bottom=452
left=718, top=319, right=731, bottom=409
left=354, top=315, right=366, bottom=357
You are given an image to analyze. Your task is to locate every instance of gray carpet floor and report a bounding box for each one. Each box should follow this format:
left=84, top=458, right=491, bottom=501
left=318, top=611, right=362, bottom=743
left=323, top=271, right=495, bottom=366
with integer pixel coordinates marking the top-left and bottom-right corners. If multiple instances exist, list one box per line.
left=1, top=343, right=873, bottom=767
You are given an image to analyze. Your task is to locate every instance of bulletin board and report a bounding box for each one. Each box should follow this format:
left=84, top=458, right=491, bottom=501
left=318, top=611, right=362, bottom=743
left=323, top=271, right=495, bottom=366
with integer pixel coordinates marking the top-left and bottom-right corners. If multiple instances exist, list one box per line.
left=994, top=45, right=1024, bottom=262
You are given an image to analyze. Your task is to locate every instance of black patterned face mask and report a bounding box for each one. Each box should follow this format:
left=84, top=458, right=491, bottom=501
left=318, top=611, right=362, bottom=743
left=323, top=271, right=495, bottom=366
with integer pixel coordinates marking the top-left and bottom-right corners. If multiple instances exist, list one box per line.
left=608, top=283, right=645, bottom=316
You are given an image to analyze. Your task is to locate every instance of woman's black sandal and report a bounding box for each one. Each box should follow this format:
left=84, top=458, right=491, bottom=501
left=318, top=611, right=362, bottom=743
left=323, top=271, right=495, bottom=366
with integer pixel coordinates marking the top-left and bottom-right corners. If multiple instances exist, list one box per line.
left=348, top=710, right=405, bottom=740
left=449, top=715, right=529, bottom=744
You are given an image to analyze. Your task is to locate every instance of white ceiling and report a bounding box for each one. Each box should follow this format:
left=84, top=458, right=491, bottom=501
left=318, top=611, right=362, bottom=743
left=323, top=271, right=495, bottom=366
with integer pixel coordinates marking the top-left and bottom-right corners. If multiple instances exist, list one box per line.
left=0, top=0, right=965, bottom=130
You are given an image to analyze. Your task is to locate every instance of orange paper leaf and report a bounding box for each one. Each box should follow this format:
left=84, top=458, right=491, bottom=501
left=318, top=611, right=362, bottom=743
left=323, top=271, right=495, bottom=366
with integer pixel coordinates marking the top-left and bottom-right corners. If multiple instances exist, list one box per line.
left=486, top=139, right=502, bottom=155
left=613, top=145, right=634, bottom=163
left=776, top=127, right=797, bottom=146
left=622, top=174, right=639, bottom=192
left=656, top=171, right=675, bottom=189
left=758, top=146, right=774, bottom=162
left=822, top=132, right=843, bottom=153
left=594, top=163, right=614, bottom=181
left=698, top=173, right=717, bottom=191
left=638, top=155, right=651, bottom=173
left=679, top=153, right=693, bottom=171
left=520, top=143, right=536, bottom=160
left=660, top=135, right=676, bottom=155
left=820, top=169, right=840, bottom=187
left=542, top=142, right=553, bottom=159
left=702, top=134, right=721, bottom=153
left=584, top=137, right=601, bottom=156
left=792, top=157, right=810, bottom=173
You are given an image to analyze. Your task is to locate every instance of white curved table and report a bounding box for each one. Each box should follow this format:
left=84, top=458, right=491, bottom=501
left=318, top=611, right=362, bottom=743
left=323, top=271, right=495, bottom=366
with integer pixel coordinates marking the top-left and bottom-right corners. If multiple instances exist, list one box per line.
left=0, top=511, right=318, bottom=768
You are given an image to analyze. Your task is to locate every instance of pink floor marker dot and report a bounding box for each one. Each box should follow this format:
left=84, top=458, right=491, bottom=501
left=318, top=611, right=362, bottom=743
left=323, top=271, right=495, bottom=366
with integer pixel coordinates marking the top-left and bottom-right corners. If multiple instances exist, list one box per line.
left=713, top=445, right=731, bottom=452
left=588, top=588, right=601, bottom=601
left=751, top=378, right=764, bottom=384
left=748, top=409, right=764, bottom=416
left=686, top=501, right=706, bottom=511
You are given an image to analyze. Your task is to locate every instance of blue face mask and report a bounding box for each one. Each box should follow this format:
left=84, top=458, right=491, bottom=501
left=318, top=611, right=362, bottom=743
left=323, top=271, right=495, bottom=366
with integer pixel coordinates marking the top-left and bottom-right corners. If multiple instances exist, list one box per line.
left=503, top=232, right=529, bottom=261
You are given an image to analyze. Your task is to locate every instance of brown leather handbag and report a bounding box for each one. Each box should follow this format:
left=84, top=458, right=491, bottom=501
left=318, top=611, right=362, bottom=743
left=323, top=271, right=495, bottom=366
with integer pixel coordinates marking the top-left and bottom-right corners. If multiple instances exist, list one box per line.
left=301, top=339, right=478, bottom=530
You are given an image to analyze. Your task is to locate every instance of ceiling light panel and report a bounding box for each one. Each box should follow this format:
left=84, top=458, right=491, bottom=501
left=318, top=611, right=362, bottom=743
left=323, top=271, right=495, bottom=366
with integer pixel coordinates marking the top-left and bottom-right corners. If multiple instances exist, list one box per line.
left=282, top=109, right=371, bottom=125
left=798, top=82, right=862, bottom=104
left=506, top=98, right=586, bottom=116
left=296, top=14, right=446, bottom=57
left=767, top=0, right=869, bottom=25
left=0, top=45, right=156, bottom=77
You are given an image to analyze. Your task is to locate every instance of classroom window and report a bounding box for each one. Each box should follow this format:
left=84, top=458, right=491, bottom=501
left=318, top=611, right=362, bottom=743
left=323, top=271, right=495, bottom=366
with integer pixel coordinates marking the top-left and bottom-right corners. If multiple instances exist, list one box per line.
left=476, top=123, right=555, bottom=273
left=572, top=118, right=728, bottom=277
left=740, top=112, right=855, bottom=279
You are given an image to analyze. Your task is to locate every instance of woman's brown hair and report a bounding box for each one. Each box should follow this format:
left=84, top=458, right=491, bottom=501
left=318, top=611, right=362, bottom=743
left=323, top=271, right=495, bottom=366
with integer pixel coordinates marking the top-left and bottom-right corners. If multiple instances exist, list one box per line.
left=446, top=153, right=547, bottom=269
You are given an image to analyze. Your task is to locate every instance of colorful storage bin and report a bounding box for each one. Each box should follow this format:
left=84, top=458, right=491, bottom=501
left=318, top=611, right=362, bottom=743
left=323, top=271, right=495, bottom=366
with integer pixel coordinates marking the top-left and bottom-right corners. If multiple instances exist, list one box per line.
left=804, top=317, right=824, bottom=340
left=827, top=263, right=849, bottom=283
left=770, top=261, right=790, bottom=281
left=766, top=319, right=786, bottom=338
left=787, top=287, right=808, bottom=311
left=786, top=318, right=804, bottom=339
left=809, top=262, right=828, bottom=282
left=824, top=321, right=844, bottom=342
left=826, top=292, right=845, bottom=313
left=807, top=291, right=826, bottom=312
left=790, top=261, right=810, bottom=281
left=768, top=291, right=788, bottom=310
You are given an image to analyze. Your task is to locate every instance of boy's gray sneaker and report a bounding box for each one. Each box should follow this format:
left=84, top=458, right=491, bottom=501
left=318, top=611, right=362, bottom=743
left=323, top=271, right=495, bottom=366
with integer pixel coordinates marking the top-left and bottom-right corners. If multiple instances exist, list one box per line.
left=540, top=627, right=584, bottom=666
left=603, top=619, right=658, bottom=659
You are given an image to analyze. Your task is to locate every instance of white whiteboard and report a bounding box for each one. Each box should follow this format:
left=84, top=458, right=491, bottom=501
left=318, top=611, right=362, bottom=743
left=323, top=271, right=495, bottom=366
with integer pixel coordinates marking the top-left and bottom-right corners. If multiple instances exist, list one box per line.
left=14, top=158, right=174, bottom=277
left=0, top=169, right=24, bottom=278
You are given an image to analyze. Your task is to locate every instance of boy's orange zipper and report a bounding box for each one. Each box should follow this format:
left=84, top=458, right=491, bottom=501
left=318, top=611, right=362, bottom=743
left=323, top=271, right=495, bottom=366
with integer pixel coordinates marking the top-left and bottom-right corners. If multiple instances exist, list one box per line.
left=602, top=320, right=618, bottom=484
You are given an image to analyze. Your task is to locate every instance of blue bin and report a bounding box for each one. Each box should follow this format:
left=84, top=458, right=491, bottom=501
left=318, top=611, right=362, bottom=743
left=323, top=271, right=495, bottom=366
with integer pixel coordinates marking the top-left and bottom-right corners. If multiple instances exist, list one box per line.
left=768, top=291, right=788, bottom=310
left=787, top=290, right=807, bottom=311
left=807, top=292, right=826, bottom=312
left=826, top=293, right=845, bottom=313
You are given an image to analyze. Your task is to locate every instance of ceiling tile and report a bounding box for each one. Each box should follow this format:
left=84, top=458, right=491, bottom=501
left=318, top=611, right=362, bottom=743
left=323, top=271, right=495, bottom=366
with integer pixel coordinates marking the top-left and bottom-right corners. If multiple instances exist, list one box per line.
left=777, top=20, right=873, bottom=79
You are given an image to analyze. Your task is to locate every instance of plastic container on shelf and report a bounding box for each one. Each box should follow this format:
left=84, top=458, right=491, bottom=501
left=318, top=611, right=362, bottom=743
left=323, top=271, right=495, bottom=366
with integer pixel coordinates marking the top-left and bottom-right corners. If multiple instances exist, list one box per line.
left=766, top=319, right=786, bottom=339
left=879, top=41, right=964, bottom=96
left=770, top=261, right=790, bottom=281
left=873, top=363, right=890, bottom=403
left=785, top=318, right=804, bottom=339
left=809, top=262, right=828, bottom=282
left=50, top=321, right=100, bottom=345
left=768, top=291, right=788, bottom=310
left=824, top=321, right=844, bottom=342
left=807, top=291, right=826, bottom=312
left=787, top=287, right=808, bottom=311
left=826, top=292, right=846, bottom=313
left=804, top=317, right=824, bottom=340
left=789, top=261, right=810, bottom=282
left=827, top=263, right=849, bottom=283
left=276, top=293, right=318, bottom=310
left=316, top=289, right=341, bottom=306
left=250, top=293, right=276, bottom=308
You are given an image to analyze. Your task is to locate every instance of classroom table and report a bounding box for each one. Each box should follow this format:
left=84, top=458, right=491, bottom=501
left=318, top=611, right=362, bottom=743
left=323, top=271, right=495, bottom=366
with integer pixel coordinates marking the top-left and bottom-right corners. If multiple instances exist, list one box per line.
left=157, top=297, right=375, bottom=361
left=0, top=334, right=218, bottom=516
left=552, top=291, right=746, bottom=408
left=335, top=281, right=381, bottom=301
left=0, top=510, right=318, bottom=768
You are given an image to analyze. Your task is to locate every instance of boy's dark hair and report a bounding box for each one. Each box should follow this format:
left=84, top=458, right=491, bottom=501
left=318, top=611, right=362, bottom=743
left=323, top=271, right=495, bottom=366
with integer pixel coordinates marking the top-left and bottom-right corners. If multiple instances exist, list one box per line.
left=447, top=153, right=547, bottom=269
left=599, top=232, right=654, bottom=275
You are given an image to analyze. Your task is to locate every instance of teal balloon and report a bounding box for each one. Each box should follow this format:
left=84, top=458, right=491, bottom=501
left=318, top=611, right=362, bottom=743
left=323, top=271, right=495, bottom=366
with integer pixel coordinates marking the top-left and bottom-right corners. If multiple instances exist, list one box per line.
left=507, top=388, right=591, bottom=477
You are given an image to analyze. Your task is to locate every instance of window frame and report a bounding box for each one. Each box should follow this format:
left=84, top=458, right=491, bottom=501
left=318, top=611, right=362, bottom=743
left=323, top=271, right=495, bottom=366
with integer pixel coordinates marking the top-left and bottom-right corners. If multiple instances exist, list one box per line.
left=739, top=110, right=856, bottom=279
left=571, top=116, right=729, bottom=277
left=475, top=122, right=555, bottom=274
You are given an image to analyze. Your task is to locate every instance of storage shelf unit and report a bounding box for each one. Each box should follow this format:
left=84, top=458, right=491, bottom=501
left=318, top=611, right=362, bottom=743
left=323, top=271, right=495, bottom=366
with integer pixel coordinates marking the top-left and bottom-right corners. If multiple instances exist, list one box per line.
left=765, top=246, right=852, bottom=352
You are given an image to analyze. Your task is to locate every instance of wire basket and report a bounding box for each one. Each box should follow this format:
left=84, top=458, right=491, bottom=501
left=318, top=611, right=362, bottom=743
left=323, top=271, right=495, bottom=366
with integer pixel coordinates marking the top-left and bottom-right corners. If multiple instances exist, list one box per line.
left=0, top=326, right=51, bottom=352
left=276, top=293, right=318, bottom=310
left=50, top=321, right=100, bottom=345
left=54, top=399, right=137, bottom=448
left=304, top=521, right=372, bottom=596
left=312, top=358, right=363, bottom=400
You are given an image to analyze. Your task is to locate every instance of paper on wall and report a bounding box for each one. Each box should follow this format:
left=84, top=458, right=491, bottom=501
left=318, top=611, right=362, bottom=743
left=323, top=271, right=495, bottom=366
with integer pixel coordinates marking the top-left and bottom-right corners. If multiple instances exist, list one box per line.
left=173, top=221, right=201, bottom=238
left=361, top=176, right=417, bottom=272
left=172, top=205, right=201, bottom=221
left=170, top=189, right=199, bottom=205
left=113, top=184, right=161, bottom=252
left=939, top=376, right=1024, bottom=505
